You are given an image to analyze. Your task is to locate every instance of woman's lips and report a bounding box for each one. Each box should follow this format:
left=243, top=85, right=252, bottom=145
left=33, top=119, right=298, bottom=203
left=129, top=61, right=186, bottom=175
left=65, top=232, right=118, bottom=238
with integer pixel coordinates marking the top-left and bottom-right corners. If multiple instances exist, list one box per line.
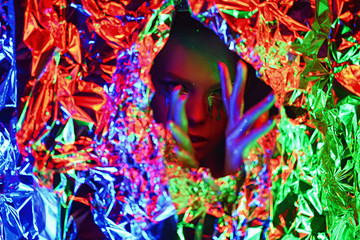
left=189, top=134, right=208, bottom=149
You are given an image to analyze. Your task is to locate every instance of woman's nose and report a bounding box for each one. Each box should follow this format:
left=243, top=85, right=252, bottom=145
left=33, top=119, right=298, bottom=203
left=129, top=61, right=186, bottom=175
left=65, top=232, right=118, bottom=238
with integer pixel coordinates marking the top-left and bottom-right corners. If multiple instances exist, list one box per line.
left=186, top=95, right=208, bottom=127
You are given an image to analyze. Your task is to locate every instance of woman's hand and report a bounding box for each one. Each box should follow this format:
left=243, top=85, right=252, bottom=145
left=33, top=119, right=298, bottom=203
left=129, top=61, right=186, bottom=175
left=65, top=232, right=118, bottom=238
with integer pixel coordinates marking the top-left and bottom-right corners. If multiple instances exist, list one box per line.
left=166, top=85, right=199, bottom=169
left=218, top=60, right=276, bottom=176
left=165, top=61, right=276, bottom=176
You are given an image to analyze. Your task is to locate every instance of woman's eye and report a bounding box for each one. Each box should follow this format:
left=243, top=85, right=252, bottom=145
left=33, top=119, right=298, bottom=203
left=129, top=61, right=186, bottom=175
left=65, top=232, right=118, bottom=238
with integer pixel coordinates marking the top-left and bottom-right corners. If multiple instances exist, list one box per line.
left=165, top=82, right=180, bottom=91
left=163, top=81, right=188, bottom=95
left=208, top=89, right=223, bottom=104
left=211, top=89, right=222, bottom=97
left=209, top=89, right=222, bottom=100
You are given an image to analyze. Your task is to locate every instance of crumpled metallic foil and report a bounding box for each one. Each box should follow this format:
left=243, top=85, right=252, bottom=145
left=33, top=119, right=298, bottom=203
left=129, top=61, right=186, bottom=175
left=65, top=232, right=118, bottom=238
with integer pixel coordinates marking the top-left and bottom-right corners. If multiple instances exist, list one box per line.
left=9, top=0, right=360, bottom=239
left=17, top=0, right=177, bottom=238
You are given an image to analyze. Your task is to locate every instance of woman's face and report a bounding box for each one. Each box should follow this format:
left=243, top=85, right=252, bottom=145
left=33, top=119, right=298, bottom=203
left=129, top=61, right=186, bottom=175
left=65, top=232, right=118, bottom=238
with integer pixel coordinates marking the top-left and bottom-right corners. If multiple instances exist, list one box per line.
left=151, top=38, right=236, bottom=165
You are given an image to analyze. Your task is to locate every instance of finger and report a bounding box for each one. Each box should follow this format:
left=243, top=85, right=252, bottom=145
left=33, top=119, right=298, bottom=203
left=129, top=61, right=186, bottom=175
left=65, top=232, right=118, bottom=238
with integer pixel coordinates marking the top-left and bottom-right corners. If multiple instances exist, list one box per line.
left=167, top=120, right=194, bottom=155
left=218, top=61, right=232, bottom=114
left=239, top=118, right=277, bottom=157
left=227, top=93, right=275, bottom=141
left=173, top=94, right=188, bottom=133
left=168, top=85, right=182, bottom=122
left=224, top=118, right=276, bottom=175
left=224, top=146, right=244, bottom=176
left=230, top=60, right=248, bottom=122
left=174, top=147, right=199, bottom=169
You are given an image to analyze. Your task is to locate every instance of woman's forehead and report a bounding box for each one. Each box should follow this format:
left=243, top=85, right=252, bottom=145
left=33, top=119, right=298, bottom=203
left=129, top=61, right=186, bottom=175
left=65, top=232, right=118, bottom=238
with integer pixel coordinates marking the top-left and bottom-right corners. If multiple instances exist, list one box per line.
left=154, top=36, right=237, bottom=82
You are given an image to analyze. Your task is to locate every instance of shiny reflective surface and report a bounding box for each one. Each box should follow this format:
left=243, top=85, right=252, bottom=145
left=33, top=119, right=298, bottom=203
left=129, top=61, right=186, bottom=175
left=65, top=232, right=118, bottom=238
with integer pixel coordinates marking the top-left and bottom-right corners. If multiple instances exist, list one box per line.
left=1, top=0, right=359, bottom=239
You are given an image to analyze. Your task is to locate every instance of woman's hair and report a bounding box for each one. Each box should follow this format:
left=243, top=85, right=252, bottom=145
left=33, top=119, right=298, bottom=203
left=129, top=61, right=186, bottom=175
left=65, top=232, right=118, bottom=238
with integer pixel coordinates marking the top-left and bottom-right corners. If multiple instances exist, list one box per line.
left=151, top=11, right=272, bottom=112
left=167, top=11, right=240, bottom=66
left=152, top=11, right=240, bottom=79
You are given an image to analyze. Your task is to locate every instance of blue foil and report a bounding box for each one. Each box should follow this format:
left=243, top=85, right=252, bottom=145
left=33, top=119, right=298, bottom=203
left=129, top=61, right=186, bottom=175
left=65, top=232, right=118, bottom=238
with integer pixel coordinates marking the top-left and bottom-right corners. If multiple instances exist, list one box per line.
left=0, top=0, right=37, bottom=239
left=0, top=0, right=16, bottom=111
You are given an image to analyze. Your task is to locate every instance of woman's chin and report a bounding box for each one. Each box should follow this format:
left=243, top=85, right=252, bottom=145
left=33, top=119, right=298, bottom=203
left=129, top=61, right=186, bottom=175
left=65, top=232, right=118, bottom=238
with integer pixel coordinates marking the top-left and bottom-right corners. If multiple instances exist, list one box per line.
left=194, top=149, right=212, bottom=169
left=193, top=142, right=225, bottom=177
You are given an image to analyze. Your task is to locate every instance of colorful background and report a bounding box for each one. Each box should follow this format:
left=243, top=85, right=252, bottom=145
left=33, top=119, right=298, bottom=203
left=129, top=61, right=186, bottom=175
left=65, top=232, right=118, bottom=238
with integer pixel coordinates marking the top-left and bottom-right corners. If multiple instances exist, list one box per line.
left=0, top=0, right=359, bottom=239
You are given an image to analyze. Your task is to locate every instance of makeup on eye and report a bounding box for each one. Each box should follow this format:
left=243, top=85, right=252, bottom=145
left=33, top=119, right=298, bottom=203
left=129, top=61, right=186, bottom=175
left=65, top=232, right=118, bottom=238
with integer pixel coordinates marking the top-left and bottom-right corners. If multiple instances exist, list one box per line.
left=160, top=73, right=193, bottom=94
left=209, top=88, right=222, bottom=99
left=160, top=73, right=223, bottom=100
left=162, top=81, right=223, bottom=107
left=160, top=79, right=190, bottom=95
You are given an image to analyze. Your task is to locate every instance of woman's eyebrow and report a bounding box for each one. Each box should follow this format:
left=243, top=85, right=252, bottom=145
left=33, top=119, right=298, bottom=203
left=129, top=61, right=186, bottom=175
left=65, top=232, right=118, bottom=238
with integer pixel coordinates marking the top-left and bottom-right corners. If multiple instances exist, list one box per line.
left=163, top=72, right=222, bottom=91
left=164, top=72, right=221, bottom=90
left=163, top=72, right=193, bottom=86
left=209, top=83, right=222, bottom=91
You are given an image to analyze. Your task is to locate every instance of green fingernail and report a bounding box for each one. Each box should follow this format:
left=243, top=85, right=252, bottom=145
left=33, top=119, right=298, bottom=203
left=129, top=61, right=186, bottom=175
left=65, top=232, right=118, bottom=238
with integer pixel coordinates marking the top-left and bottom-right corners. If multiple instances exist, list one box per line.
left=168, top=121, right=174, bottom=128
